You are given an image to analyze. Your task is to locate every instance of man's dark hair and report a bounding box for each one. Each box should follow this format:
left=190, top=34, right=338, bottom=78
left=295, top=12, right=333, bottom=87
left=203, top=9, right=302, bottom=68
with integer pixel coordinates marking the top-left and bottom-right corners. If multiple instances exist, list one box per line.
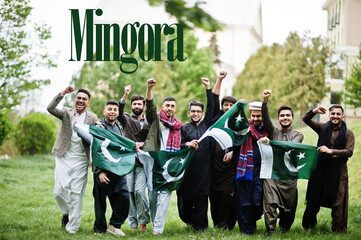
left=104, top=99, right=119, bottom=108
left=163, top=97, right=176, bottom=103
left=221, top=96, right=237, bottom=107
left=131, top=95, right=145, bottom=105
left=188, top=100, right=204, bottom=111
left=76, top=88, right=91, bottom=99
left=329, top=104, right=344, bottom=114
left=277, top=105, right=294, bottom=117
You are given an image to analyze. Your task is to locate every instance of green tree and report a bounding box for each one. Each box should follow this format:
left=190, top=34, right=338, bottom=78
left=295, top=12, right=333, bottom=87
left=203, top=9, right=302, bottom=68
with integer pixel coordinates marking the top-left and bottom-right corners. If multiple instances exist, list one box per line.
left=0, top=0, right=56, bottom=110
left=0, top=110, right=12, bottom=147
left=234, top=32, right=337, bottom=127
left=281, top=33, right=336, bottom=124
left=71, top=31, right=215, bottom=122
left=148, top=0, right=222, bottom=31
left=233, top=44, right=285, bottom=116
left=344, top=48, right=361, bottom=111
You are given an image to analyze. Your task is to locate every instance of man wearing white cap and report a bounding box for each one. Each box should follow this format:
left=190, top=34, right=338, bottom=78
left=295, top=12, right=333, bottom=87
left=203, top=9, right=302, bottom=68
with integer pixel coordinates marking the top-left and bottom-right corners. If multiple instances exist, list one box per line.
left=233, top=101, right=268, bottom=234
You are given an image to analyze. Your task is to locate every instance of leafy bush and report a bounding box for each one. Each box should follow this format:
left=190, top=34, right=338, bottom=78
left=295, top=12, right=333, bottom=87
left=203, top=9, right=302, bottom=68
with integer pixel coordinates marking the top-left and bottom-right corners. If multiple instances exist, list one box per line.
left=0, top=110, right=12, bottom=147
left=14, top=113, right=56, bottom=155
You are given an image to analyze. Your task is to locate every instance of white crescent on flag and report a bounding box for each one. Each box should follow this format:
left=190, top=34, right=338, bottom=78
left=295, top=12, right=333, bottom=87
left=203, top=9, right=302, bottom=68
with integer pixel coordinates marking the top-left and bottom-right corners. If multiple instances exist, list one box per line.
left=162, top=158, right=185, bottom=182
left=101, top=138, right=122, bottom=163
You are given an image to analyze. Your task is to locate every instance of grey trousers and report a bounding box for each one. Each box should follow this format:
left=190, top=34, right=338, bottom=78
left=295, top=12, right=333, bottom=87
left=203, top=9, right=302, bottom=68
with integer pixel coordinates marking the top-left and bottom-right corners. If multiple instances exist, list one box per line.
left=126, top=166, right=150, bottom=228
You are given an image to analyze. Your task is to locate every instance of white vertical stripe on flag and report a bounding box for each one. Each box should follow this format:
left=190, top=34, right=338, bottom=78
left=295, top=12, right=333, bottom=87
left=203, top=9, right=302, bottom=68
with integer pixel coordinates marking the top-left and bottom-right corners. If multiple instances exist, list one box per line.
left=136, top=150, right=154, bottom=191
left=258, top=141, right=274, bottom=179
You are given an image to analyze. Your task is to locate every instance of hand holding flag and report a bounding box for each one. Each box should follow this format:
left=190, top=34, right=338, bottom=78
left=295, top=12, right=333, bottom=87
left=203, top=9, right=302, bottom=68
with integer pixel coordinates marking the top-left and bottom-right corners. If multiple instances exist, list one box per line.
left=258, top=140, right=319, bottom=180
left=198, top=99, right=249, bottom=149
left=74, top=123, right=136, bottom=177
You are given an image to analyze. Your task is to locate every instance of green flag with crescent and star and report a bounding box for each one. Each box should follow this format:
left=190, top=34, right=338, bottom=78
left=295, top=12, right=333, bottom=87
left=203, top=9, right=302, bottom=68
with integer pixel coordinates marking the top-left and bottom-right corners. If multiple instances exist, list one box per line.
left=150, top=148, right=195, bottom=191
left=74, top=123, right=136, bottom=177
left=258, top=140, right=319, bottom=180
left=137, top=148, right=195, bottom=191
left=198, top=100, right=249, bottom=149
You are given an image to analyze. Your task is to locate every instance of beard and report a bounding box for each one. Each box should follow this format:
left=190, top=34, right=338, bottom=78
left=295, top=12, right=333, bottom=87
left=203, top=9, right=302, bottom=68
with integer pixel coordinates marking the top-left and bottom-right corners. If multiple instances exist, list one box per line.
left=252, top=120, right=262, bottom=127
left=191, top=118, right=201, bottom=124
left=132, top=108, right=143, bottom=116
left=280, top=122, right=291, bottom=128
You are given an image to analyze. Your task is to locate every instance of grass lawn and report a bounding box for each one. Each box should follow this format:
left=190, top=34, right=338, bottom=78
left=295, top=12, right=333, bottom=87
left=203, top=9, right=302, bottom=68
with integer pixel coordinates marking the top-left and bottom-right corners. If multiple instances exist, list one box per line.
left=0, top=120, right=360, bottom=239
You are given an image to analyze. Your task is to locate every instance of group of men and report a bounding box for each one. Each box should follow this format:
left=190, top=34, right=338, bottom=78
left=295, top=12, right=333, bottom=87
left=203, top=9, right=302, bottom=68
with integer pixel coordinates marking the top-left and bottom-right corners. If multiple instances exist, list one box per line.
left=47, top=71, right=354, bottom=236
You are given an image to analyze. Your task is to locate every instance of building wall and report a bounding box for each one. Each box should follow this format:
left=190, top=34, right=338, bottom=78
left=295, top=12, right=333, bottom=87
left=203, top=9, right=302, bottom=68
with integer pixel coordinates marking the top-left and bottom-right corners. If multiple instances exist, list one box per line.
left=322, top=0, right=361, bottom=120
left=344, top=0, right=361, bottom=46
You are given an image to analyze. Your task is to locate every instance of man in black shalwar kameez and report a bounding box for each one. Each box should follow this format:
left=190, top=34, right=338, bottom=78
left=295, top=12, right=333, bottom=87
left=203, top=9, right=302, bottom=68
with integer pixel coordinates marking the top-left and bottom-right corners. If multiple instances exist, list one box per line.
left=209, top=71, right=238, bottom=230
left=177, top=77, right=213, bottom=231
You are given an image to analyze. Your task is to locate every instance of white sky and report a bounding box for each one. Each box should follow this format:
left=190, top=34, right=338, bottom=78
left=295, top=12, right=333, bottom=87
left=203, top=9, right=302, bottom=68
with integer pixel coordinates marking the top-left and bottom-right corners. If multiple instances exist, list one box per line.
left=26, top=0, right=328, bottom=113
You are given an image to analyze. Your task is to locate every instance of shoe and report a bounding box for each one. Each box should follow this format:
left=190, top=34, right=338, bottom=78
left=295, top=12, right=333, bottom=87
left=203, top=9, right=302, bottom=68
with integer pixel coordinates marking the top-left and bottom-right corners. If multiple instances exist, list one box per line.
left=107, top=225, right=126, bottom=237
left=131, top=227, right=137, bottom=230
left=139, top=224, right=147, bottom=232
left=61, top=215, right=69, bottom=227
left=152, top=231, right=159, bottom=235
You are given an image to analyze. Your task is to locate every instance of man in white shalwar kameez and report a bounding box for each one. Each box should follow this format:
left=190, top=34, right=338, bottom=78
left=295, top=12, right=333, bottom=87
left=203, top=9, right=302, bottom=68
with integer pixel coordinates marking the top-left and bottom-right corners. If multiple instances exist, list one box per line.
left=47, top=86, right=98, bottom=234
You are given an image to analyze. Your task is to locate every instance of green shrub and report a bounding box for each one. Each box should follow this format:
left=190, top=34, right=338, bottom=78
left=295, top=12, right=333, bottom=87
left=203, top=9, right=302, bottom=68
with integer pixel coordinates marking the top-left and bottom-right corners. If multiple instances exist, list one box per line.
left=14, top=113, right=56, bottom=155
left=0, top=110, right=12, bottom=147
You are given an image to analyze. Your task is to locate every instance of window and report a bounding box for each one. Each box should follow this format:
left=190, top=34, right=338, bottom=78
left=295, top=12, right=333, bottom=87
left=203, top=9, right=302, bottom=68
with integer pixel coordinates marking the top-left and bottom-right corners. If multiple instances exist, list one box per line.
left=330, top=92, right=342, bottom=104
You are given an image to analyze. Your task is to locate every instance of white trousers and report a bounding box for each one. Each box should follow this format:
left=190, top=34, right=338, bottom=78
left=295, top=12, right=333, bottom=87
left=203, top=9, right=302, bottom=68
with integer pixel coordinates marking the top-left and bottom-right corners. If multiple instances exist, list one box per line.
left=53, top=172, right=87, bottom=234
left=149, top=191, right=172, bottom=234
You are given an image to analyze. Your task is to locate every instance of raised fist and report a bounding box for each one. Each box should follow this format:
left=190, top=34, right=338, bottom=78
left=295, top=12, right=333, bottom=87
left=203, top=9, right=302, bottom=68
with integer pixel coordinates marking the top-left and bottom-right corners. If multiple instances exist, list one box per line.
left=263, top=89, right=272, bottom=99
left=201, top=77, right=210, bottom=89
left=218, top=71, right=227, bottom=81
left=147, top=78, right=157, bottom=88
left=313, top=105, right=327, bottom=115
left=124, top=85, right=131, bottom=96
left=61, top=86, right=74, bottom=96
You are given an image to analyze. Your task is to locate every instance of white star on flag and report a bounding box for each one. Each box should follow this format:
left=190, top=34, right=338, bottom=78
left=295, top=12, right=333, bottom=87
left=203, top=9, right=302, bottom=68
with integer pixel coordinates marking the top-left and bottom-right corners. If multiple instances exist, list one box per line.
left=236, top=114, right=244, bottom=122
left=120, top=146, right=125, bottom=151
left=297, top=152, right=305, bottom=160
left=179, top=158, right=185, bottom=164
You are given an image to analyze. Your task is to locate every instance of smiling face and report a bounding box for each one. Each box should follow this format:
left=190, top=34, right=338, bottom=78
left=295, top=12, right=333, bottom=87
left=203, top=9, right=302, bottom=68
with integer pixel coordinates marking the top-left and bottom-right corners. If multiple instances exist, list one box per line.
left=329, top=107, right=344, bottom=126
left=131, top=100, right=144, bottom=116
left=278, top=109, right=294, bottom=128
left=250, top=110, right=262, bottom=127
left=161, top=100, right=177, bottom=118
left=188, top=106, right=204, bottom=124
left=74, top=92, right=90, bottom=114
left=103, top=104, right=119, bottom=124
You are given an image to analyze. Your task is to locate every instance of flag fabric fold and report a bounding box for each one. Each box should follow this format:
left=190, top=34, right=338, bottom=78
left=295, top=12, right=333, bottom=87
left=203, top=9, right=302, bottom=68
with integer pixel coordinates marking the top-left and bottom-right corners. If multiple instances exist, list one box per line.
left=74, top=123, right=136, bottom=177
left=258, top=140, right=319, bottom=180
left=137, top=148, right=195, bottom=191
left=198, top=100, right=249, bottom=149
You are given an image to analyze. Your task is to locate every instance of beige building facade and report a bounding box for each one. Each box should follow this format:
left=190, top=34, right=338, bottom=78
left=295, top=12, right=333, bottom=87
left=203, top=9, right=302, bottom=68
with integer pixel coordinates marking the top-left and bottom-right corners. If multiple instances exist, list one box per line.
left=321, top=0, right=361, bottom=121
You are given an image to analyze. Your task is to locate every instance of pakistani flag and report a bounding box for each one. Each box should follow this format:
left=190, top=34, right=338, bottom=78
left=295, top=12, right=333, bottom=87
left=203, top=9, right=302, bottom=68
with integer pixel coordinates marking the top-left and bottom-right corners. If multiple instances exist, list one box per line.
left=258, top=140, right=319, bottom=180
left=74, top=123, right=136, bottom=176
left=198, top=100, right=249, bottom=149
left=137, top=148, right=195, bottom=191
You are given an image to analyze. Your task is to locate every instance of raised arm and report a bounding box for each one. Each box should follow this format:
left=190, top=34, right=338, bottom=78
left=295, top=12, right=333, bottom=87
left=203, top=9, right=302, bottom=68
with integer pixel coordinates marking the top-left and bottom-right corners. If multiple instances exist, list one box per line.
left=302, top=105, right=326, bottom=134
left=117, top=85, right=131, bottom=126
left=145, top=78, right=157, bottom=125
left=212, top=71, right=226, bottom=118
left=261, top=89, right=275, bottom=136
left=201, top=77, right=214, bottom=127
left=213, top=71, right=227, bottom=95
left=47, top=86, right=74, bottom=119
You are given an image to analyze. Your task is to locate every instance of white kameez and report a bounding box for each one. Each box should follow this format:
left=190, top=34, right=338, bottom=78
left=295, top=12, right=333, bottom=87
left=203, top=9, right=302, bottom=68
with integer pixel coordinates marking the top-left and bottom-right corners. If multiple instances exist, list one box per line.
left=53, top=112, right=88, bottom=234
